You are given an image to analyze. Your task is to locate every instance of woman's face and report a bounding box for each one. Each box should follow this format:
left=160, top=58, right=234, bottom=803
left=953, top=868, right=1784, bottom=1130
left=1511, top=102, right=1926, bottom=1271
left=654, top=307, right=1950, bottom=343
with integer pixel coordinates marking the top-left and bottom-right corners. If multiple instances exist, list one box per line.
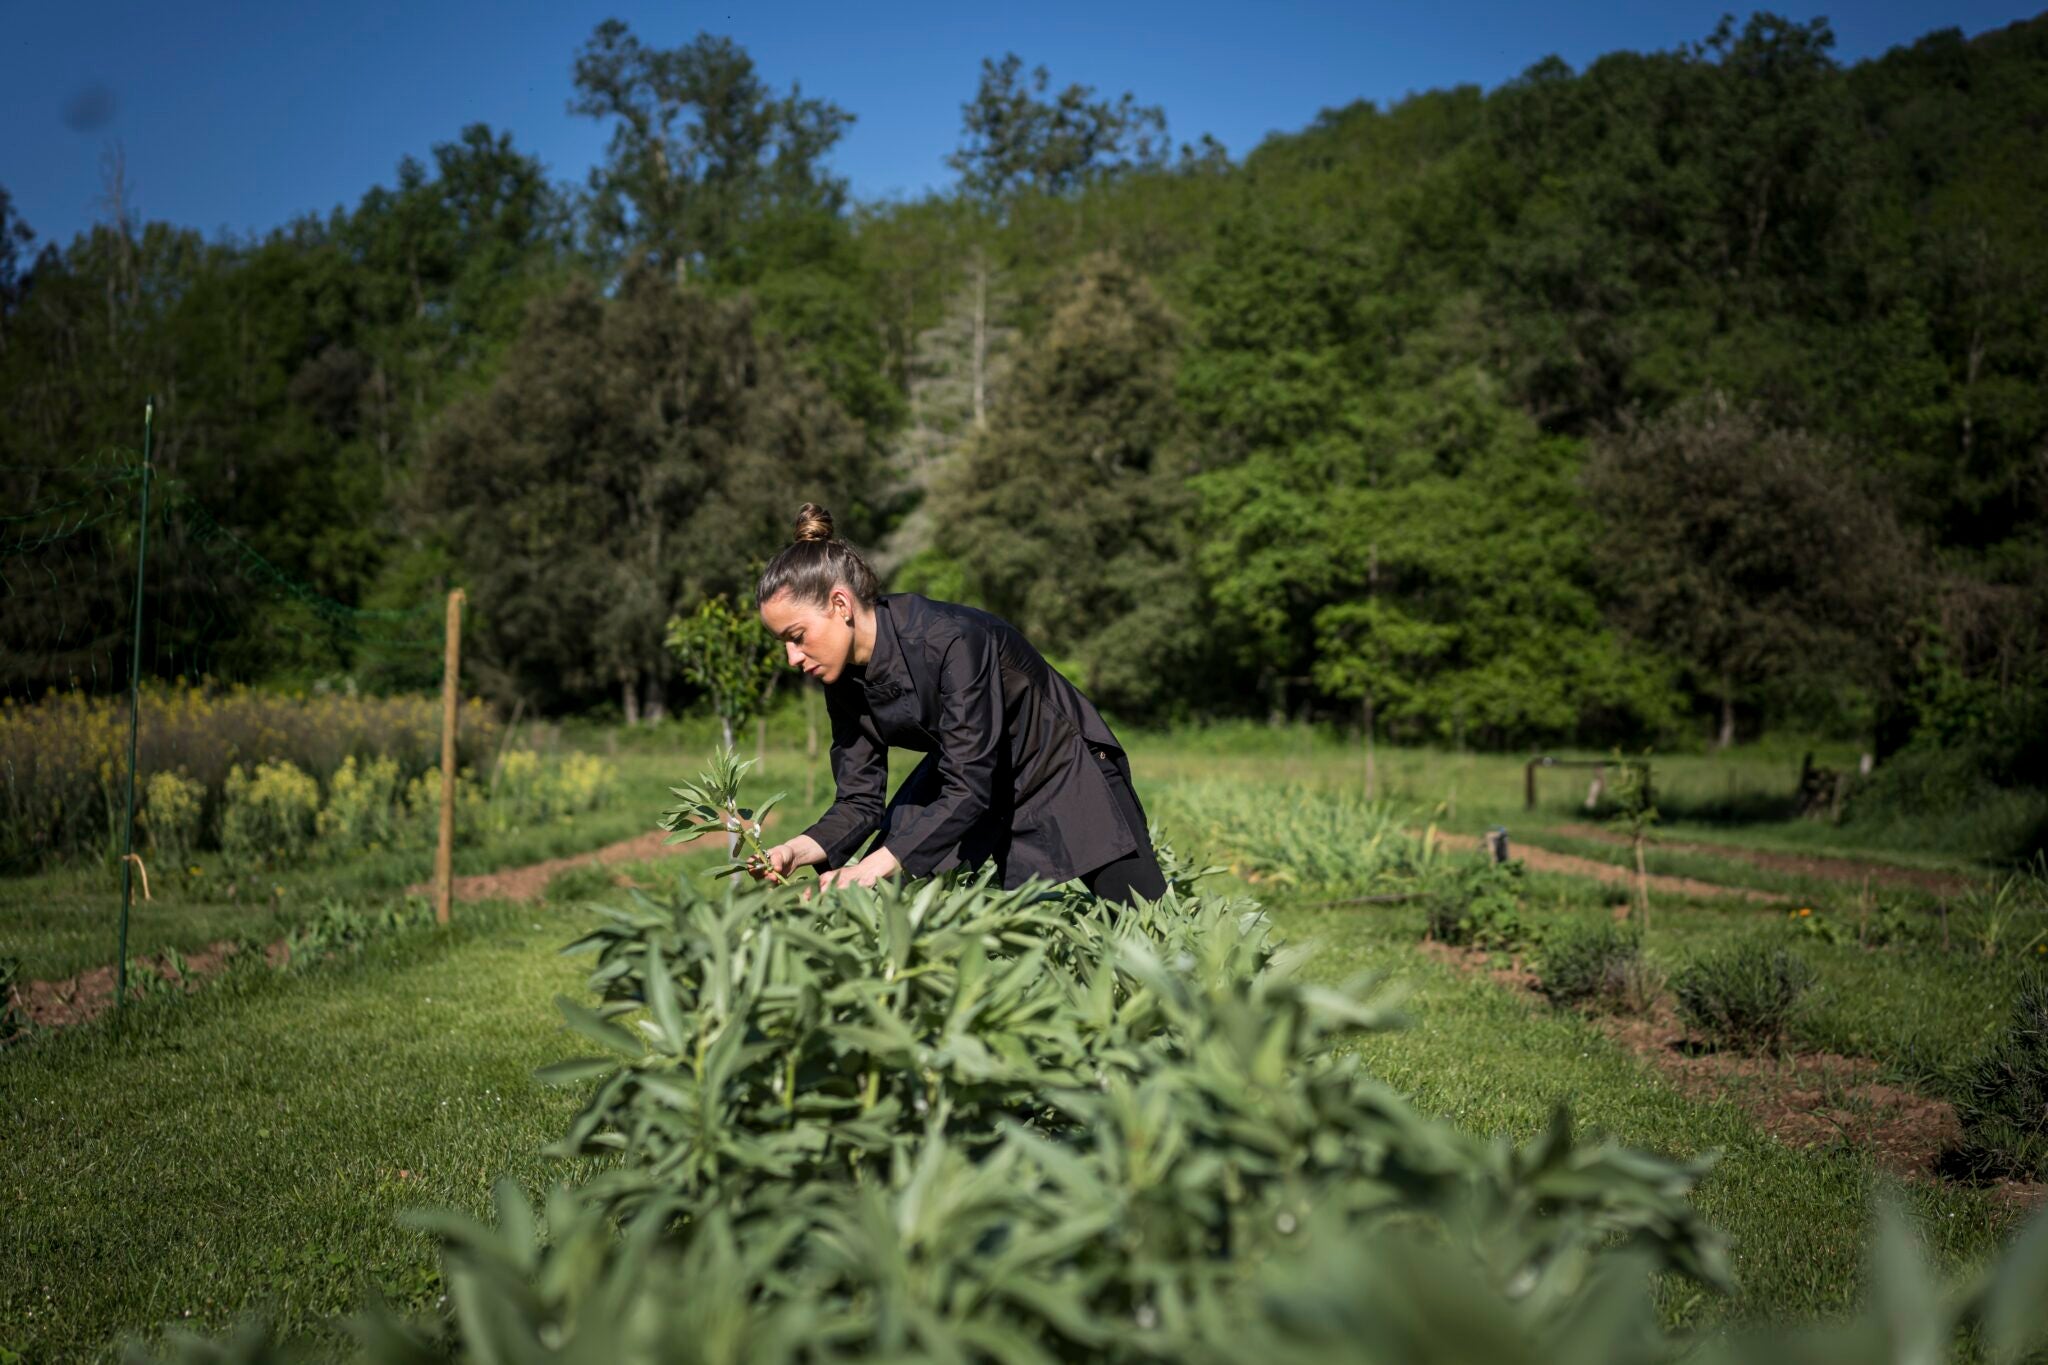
left=760, top=587, right=855, bottom=684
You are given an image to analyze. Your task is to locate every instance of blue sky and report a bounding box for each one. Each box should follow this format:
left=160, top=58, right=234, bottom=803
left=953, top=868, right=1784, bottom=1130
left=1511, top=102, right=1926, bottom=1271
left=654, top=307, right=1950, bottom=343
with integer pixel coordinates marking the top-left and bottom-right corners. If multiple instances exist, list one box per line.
left=3, top=1, right=2038, bottom=250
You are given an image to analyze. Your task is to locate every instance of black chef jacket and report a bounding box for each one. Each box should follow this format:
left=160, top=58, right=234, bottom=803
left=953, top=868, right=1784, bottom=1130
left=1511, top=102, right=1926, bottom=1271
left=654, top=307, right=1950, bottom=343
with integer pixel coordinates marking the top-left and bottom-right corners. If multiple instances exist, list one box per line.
left=798, top=593, right=1140, bottom=887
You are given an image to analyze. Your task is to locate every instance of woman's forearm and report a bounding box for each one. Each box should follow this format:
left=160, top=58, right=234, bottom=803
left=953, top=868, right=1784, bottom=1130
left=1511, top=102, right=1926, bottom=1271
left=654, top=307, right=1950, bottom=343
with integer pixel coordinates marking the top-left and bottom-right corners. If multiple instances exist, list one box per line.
left=785, top=834, right=827, bottom=867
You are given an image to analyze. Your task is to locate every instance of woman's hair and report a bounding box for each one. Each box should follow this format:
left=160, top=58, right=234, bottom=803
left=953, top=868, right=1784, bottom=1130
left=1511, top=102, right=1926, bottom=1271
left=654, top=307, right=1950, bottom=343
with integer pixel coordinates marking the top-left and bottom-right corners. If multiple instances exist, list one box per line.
left=756, top=503, right=880, bottom=610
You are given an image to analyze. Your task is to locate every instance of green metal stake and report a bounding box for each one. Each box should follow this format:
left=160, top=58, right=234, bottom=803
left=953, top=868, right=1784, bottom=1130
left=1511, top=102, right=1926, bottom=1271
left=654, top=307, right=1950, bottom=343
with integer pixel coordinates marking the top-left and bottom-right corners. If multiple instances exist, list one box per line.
left=115, top=396, right=155, bottom=1009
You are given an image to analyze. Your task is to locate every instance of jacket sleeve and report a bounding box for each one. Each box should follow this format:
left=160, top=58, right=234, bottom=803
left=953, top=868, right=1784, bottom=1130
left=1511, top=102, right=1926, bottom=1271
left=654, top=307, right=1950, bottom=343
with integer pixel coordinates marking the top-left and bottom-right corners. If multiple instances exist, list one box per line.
left=799, top=684, right=887, bottom=870
left=880, top=626, right=1003, bottom=877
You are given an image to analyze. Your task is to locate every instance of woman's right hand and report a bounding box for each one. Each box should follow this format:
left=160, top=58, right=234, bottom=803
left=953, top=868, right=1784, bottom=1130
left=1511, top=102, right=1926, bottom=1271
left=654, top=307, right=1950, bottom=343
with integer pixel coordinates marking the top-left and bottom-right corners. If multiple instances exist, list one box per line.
left=754, top=836, right=825, bottom=882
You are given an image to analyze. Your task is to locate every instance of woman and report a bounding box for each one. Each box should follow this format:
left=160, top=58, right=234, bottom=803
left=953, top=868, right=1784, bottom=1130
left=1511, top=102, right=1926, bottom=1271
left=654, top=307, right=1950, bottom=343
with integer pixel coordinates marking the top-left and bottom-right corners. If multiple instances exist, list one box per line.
left=752, top=504, right=1167, bottom=905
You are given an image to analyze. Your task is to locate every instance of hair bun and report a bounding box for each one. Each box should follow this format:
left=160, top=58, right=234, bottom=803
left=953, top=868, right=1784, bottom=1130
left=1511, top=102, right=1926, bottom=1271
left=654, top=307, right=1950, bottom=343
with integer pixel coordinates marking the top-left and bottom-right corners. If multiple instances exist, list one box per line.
left=793, top=502, right=834, bottom=543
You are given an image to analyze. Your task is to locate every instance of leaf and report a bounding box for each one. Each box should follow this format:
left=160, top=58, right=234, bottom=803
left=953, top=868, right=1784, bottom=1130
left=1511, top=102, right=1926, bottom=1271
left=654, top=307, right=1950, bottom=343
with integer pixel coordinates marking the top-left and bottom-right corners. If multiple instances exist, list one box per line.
left=555, top=995, right=645, bottom=1056
left=533, top=1056, right=620, bottom=1086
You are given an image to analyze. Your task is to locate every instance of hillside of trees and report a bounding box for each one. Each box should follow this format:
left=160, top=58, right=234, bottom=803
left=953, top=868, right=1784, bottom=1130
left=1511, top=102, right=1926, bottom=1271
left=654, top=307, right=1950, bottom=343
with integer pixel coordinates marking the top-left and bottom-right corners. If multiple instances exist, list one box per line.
left=3, top=13, right=2043, bottom=779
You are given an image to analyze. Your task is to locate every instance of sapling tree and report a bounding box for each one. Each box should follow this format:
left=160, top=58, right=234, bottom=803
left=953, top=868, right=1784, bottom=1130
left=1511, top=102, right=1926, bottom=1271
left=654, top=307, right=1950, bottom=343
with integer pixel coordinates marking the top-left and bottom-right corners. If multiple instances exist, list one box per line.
left=1606, top=750, right=1658, bottom=929
left=664, top=594, right=782, bottom=754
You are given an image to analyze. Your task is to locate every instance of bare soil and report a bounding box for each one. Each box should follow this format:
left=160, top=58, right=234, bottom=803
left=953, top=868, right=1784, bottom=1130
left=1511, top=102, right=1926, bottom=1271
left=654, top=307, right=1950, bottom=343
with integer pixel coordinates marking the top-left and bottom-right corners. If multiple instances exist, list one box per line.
left=13, top=938, right=292, bottom=1032
left=1427, top=830, right=1777, bottom=903
left=400, top=824, right=729, bottom=903
left=1547, top=824, right=1976, bottom=898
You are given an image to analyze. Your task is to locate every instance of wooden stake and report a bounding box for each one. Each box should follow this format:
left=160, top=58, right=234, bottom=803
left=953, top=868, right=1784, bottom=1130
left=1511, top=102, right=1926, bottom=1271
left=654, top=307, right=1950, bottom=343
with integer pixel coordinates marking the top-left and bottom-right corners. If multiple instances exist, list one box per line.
left=435, top=588, right=465, bottom=926
left=1634, top=832, right=1651, bottom=932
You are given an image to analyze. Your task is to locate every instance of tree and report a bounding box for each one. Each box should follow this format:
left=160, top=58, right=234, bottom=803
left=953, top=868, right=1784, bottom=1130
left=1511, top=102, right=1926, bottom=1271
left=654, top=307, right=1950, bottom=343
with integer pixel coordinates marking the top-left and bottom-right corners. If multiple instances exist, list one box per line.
left=572, top=23, right=854, bottom=283
left=0, top=186, right=34, bottom=356
left=925, top=253, right=1207, bottom=715
left=1582, top=396, right=1921, bottom=747
left=665, top=594, right=782, bottom=751
left=948, top=55, right=1168, bottom=202
left=415, top=273, right=874, bottom=719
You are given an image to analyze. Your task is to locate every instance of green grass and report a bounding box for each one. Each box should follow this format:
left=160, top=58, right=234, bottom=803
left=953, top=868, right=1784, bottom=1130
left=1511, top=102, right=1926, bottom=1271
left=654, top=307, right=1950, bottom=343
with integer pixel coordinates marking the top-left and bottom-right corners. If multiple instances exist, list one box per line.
left=0, top=899, right=596, bottom=1362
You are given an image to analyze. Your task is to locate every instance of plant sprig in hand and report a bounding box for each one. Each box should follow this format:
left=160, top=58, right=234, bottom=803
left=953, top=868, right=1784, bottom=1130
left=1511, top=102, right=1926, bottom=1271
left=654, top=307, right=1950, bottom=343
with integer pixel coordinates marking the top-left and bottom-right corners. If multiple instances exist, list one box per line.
left=656, top=747, right=788, bottom=882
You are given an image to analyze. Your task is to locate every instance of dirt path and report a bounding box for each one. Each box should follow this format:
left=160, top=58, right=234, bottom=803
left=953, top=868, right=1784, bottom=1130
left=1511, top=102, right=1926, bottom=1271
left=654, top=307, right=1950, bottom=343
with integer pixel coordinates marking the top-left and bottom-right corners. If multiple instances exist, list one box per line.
left=401, top=825, right=730, bottom=904
left=1545, top=824, right=1976, bottom=897
left=1428, top=830, right=1777, bottom=903
left=9, top=825, right=740, bottom=1038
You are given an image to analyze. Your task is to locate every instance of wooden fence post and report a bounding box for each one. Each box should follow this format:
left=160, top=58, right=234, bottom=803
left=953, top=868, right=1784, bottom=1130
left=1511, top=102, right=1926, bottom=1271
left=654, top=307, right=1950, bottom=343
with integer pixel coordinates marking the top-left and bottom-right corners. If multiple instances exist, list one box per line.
left=435, top=588, right=465, bottom=926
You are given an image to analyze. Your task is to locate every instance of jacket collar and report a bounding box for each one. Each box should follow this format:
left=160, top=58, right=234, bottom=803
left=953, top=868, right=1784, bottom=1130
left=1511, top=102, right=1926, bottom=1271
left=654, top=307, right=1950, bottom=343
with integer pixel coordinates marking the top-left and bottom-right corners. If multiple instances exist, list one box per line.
left=862, top=595, right=907, bottom=698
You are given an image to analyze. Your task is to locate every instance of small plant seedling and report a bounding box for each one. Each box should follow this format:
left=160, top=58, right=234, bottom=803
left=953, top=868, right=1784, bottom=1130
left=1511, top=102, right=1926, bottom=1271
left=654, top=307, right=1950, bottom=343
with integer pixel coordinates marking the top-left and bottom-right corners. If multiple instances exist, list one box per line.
left=658, top=746, right=788, bottom=881
left=1605, top=750, right=1657, bottom=931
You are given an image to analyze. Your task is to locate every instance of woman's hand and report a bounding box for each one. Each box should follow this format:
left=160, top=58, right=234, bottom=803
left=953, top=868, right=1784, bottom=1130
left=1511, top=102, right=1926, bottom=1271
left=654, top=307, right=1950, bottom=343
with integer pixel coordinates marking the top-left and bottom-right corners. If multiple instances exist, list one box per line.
left=812, top=847, right=900, bottom=893
left=754, top=836, right=825, bottom=883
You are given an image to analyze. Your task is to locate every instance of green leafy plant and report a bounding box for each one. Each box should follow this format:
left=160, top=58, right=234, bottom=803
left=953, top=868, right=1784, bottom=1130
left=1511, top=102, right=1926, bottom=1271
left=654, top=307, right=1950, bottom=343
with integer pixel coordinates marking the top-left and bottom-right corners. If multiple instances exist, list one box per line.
left=141, top=769, right=206, bottom=863
left=1671, top=940, right=1818, bottom=1052
left=1152, top=781, right=1437, bottom=894
left=656, top=747, right=785, bottom=874
left=1782, top=904, right=1852, bottom=946
left=1538, top=920, right=1657, bottom=1012
left=1956, top=855, right=2048, bottom=960
left=219, top=760, right=321, bottom=866
left=1424, top=858, right=1528, bottom=949
left=1947, top=975, right=2048, bottom=1182
left=315, top=754, right=403, bottom=853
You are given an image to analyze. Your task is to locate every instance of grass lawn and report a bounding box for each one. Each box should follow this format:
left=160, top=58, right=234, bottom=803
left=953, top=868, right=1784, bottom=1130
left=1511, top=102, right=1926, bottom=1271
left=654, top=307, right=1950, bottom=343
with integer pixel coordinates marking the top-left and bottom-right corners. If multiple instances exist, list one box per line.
left=1, top=898, right=595, bottom=1362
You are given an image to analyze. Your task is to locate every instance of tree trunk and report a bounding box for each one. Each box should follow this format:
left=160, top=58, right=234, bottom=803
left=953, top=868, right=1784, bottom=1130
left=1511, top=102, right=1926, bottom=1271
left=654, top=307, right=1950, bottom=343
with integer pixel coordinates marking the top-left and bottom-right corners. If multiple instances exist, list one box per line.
left=719, top=715, right=735, bottom=753
left=1633, top=833, right=1651, bottom=931
left=1362, top=693, right=1378, bottom=802
left=622, top=676, right=641, bottom=727
left=642, top=674, right=667, bottom=724
left=1716, top=681, right=1735, bottom=751
left=971, top=248, right=988, bottom=432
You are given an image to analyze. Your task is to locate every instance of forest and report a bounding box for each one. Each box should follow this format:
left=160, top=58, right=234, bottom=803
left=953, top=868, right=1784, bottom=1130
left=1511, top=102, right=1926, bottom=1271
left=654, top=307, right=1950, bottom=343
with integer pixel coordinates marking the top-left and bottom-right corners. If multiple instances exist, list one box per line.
left=3, top=12, right=2042, bottom=797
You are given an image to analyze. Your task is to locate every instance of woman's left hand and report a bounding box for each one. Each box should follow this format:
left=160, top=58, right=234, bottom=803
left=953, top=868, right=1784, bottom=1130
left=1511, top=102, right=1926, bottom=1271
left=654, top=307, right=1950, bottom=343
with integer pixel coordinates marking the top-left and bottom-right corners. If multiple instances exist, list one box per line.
left=812, top=847, right=901, bottom=893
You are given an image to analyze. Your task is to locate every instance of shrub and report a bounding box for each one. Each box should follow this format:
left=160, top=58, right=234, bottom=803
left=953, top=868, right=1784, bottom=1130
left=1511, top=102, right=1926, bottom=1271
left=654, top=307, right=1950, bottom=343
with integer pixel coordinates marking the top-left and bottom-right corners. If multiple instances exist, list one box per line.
left=141, top=770, right=206, bottom=862
left=1538, top=920, right=1656, bottom=1012
left=539, top=851, right=1730, bottom=1341
left=1671, top=940, right=1817, bottom=1052
left=1423, top=858, right=1527, bottom=948
left=1151, top=781, right=1435, bottom=894
left=404, top=767, right=485, bottom=845
left=219, top=760, right=320, bottom=866
left=488, top=749, right=613, bottom=831
left=316, top=755, right=403, bottom=853
left=0, top=684, right=501, bottom=868
left=1948, top=976, right=2048, bottom=1182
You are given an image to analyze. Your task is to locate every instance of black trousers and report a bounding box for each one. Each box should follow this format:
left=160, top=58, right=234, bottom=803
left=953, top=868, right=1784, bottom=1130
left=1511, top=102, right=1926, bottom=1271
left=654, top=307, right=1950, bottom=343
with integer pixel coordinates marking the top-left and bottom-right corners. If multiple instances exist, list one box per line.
left=874, top=745, right=1167, bottom=906
left=1078, top=745, right=1167, bottom=906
